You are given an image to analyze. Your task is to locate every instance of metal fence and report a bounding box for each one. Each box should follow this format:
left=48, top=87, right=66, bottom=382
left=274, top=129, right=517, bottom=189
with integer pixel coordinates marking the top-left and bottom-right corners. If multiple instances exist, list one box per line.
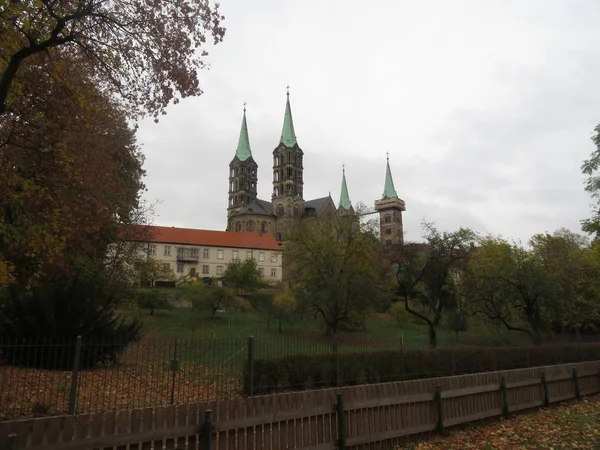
left=1, top=333, right=599, bottom=420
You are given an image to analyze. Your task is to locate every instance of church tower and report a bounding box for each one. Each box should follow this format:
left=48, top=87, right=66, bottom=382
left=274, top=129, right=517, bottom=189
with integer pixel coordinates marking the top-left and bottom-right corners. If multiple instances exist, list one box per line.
left=374, top=155, right=406, bottom=246
left=338, top=166, right=354, bottom=216
left=227, top=105, right=258, bottom=219
left=272, top=89, right=305, bottom=239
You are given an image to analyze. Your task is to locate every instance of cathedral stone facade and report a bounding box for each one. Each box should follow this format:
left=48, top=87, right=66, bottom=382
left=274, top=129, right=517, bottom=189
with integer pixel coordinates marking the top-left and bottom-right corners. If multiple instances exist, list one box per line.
left=226, top=92, right=406, bottom=246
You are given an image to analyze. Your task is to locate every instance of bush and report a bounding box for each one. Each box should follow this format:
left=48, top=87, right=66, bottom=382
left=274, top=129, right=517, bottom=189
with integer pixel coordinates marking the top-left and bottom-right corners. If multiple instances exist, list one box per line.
left=247, top=342, right=600, bottom=395
left=0, top=263, right=142, bottom=369
left=134, top=288, right=173, bottom=315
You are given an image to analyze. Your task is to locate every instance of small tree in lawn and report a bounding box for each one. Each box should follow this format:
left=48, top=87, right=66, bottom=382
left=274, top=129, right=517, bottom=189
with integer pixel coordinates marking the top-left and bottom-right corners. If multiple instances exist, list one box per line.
left=446, top=309, right=469, bottom=342
left=272, top=293, right=296, bottom=333
left=221, top=258, right=264, bottom=293
left=393, top=222, right=477, bottom=349
left=134, top=289, right=173, bottom=316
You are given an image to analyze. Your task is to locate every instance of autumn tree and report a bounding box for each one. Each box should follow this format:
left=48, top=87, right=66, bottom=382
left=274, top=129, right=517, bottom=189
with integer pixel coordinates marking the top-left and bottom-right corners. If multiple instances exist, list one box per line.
left=0, top=53, right=146, bottom=347
left=0, top=0, right=225, bottom=118
left=1, top=53, right=146, bottom=286
left=285, top=211, right=384, bottom=337
left=393, top=224, right=477, bottom=348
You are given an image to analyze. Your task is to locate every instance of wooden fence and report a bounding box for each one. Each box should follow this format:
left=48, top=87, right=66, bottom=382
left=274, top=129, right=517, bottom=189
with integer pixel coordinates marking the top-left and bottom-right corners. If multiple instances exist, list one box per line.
left=1, top=361, right=599, bottom=450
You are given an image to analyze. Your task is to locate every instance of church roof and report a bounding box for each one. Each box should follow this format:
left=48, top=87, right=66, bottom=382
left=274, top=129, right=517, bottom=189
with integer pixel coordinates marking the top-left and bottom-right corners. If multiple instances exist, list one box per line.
left=235, top=108, right=252, bottom=161
left=280, top=91, right=297, bottom=147
left=305, top=197, right=331, bottom=211
left=233, top=198, right=273, bottom=217
left=382, top=156, right=398, bottom=199
left=140, top=226, right=281, bottom=251
left=338, top=168, right=352, bottom=210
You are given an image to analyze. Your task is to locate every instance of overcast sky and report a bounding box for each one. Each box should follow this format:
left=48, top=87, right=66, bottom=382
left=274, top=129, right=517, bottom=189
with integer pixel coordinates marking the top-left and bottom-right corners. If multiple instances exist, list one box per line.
left=135, top=0, right=600, bottom=243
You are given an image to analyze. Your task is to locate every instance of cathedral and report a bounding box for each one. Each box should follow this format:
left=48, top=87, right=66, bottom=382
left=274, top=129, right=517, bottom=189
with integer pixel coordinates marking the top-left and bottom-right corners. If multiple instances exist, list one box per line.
left=226, top=91, right=406, bottom=246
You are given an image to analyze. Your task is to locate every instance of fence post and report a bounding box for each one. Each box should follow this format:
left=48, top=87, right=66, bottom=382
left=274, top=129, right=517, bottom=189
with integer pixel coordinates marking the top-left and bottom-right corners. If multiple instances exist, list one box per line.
left=500, top=376, right=510, bottom=419
left=400, top=332, right=405, bottom=381
left=434, top=385, right=444, bottom=435
left=333, top=334, right=340, bottom=387
left=68, top=335, right=82, bottom=415
left=5, top=433, right=17, bottom=450
left=335, top=393, right=346, bottom=450
left=200, top=409, right=213, bottom=450
left=170, top=338, right=179, bottom=405
left=541, top=371, right=550, bottom=407
left=573, top=367, right=581, bottom=401
left=246, top=336, right=255, bottom=397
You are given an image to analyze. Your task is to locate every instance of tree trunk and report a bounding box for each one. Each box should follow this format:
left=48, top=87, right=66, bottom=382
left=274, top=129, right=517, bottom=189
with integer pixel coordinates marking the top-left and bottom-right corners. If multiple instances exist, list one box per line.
left=428, top=326, right=437, bottom=349
left=455, top=330, right=458, bottom=343
left=150, top=308, right=154, bottom=316
left=278, top=318, right=282, bottom=334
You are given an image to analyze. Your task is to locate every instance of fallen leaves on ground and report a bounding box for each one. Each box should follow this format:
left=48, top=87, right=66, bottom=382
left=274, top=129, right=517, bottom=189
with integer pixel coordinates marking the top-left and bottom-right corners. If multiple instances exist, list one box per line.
left=399, top=394, right=600, bottom=450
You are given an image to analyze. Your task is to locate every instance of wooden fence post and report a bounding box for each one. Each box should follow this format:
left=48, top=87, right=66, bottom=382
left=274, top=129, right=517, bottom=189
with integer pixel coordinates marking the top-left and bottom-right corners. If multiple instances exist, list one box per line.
left=541, top=371, right=550, bottom=407
left=573, top=367, right=581, bottom=401
left=335, top=393, right=346, bottom=450
left=434, top=385, right=444, bottom=435
left=500, top=376, right=510, bottom=419
left=5, top=433, right=17, bottom=450
left=170, top=338, right=179, bottom=405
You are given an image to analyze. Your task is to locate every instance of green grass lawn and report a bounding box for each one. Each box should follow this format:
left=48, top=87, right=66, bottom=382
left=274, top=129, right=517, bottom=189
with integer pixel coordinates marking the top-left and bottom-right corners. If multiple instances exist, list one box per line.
left=131, top=305, right=525, bottom=354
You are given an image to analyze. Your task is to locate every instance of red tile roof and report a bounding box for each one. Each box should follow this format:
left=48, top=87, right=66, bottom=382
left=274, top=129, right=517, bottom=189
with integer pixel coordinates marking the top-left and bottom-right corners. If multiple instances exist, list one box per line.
left=141, top=225, right=282, bottom=251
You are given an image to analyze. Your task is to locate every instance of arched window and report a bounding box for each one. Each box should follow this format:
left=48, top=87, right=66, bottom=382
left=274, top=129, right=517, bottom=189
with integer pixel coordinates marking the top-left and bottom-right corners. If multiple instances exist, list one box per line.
left=235, top=222, right=242, bottom=232
left=274, top=187, right=279, bottom=196
left=385, top=228, right=392, bottom=235
left=293, top=204, right=299, bottom=217
left=276, top=205, right=284, bottom=217
left=261, top=222, right=268, bottom=232
left=247, top=221, right=255, bottom=232
left=385, top=215, right=391, bottom=223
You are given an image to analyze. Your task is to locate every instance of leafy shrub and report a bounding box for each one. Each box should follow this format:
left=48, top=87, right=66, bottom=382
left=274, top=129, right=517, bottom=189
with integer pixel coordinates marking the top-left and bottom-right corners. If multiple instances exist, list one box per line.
left=134, top=288, right=173, bottom=315
left=247, top=342, right=600, bottom=395
left=0, top=264, right=142, bottom=369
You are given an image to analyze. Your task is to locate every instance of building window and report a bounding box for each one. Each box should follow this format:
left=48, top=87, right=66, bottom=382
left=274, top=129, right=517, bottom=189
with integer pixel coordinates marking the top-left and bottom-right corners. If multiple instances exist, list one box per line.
left=216, top=266, right=223, bottom=275
left=190, top=249, right=199, bottom=257
left=261, top=222, right=268, bottom=232
left=385, top=215, right=391, bottom=223
left=271, top=253, right=278, bottom=263
left=293, top=204, right=299, bottom=217
left=202, top=265, right=209, bottom=274
left=247, top=221, right=255, bottom=232
left=149, top=244, right=156, bottom=256
left=163, top=263, right=170, bottom=270
left=164, top=246, right=171, bottom=256
left=189, top=268, right=196, bottom=276
left=217, top=249, right=224, bottom=259
left=386, top=240, right=392, bottom=245
left=247, top=251, right=252, bottom=259
left=203, top=249, right=209, bottom=258
left=258, top=252, right=265, bottom=262
left=386, top=228, right=392, bottom=235
left=271, top=268, right=277, bottom=277
left=232, top=250, right=239, bottom=260
left=259, top=267, right=264, bottom=276
left=177, top=263, right=184, bottom=273
left=276, top=205, right=284, bottom=217
left=235, top=222, right=242, bottom=232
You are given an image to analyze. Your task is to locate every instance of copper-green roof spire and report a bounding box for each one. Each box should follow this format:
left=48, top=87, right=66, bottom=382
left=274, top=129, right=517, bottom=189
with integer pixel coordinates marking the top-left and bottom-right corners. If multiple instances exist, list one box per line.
left=280, top=86, right=297, bottom=147
left=382, top=153, right=398, bottom=199
left=235, top=103, right=252, bottom=161
left=339, top=165, right=352, bottom=210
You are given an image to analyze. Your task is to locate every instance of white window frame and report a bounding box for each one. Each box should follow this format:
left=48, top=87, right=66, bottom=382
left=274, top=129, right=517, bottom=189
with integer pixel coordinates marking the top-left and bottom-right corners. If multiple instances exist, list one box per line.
left=216, top=265, right=223, bottom=275
left=149, top=244, right=156, bottom=256
left=271, top=268, right=277, bottom=277
left=271, top=253, right=277, bottom=263
left=258, top=252, right=265, bottom=262
left=203, top=248, right=209, bottom=258
left=164, top=246, right=171, bottom=257
left=217, top=249, right=224, bottom=260
left=232, top=250, right=239, bottom=260
left=176, top=262, right=184, bottom=273
left=202, top=265, right=210, bottom=274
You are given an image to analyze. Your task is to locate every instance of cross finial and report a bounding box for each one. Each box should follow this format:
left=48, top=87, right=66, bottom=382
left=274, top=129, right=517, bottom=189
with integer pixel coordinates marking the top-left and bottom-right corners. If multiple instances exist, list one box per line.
left=243, top=101, right=246, bottom=115
left=386, top=151, right=389, bottom=162
left=342, top=164, right=345, bottom=173
left=286, top=85, right=290, bottom=99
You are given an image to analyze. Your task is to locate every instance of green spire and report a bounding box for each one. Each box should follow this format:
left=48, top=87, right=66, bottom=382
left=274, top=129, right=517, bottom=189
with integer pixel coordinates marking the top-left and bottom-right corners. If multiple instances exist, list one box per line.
left=339, top=165, right=352, bottom=210
left=235, top=104, right=252, bottom=161
left=280, top=88, right=297, bottom=147
left=382, top=154, right=398, bottom=199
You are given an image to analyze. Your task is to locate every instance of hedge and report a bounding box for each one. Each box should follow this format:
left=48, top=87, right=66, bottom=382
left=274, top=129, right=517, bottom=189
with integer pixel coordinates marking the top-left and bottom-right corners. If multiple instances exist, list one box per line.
left=247, top=342, right=600, bottom=395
